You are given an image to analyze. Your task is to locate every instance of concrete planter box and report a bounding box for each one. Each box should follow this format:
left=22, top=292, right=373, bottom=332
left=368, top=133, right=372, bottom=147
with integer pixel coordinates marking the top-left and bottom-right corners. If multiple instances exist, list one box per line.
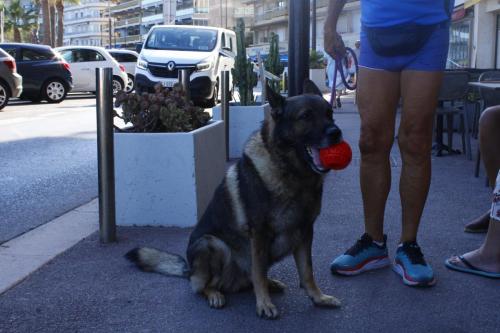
left=309, top=68, right=328, bottom=92
left=212, top=103, right=270, bottom=159
left=114, top=120, right=226, bottom=227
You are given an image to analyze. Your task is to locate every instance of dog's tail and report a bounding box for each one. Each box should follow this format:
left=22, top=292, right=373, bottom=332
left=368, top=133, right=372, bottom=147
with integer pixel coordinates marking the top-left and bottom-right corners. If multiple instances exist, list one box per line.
left=125, top=247, right=189, bottom=278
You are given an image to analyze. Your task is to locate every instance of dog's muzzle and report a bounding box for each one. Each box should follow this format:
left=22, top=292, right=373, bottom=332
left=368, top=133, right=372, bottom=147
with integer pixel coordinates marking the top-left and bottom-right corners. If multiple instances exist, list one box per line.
left=304, top=125, right=343, bottom=174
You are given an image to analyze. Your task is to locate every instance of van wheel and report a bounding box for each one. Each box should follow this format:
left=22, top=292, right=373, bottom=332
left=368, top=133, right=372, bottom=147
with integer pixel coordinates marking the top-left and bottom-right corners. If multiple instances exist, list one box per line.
left=206, top=81, right=218, bottom=107
left=43, top=79, right=67, bottom=103
left=0, top=81, right=10, bottom=110
left=112, top=77, right=124, bottom=96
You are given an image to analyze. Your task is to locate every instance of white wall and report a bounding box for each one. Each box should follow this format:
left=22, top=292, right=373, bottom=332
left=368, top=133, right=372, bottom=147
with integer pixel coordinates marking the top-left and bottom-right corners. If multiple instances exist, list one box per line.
left=472, top=0, right=497, bottom=68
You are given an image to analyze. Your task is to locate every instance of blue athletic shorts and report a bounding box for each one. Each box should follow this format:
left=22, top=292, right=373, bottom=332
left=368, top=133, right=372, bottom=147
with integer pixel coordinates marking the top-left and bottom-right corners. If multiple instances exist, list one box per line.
left=359, top=22, right=450, bottom=72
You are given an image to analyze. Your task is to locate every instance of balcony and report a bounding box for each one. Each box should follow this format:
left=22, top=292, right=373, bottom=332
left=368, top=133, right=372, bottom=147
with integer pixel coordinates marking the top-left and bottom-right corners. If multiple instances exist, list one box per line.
left=254, top=7, right=288, bottom=26
left=111, top=0, right=140, bottom=13
left=115, top=34, right=141, bottom=44
left=114, top=16, right=141, bottom=28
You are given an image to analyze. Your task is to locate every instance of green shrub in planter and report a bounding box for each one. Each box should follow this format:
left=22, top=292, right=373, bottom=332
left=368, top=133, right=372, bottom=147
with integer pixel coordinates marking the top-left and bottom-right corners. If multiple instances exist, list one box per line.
left=114, top=83, right=210, bottom=132
left=310, top=49, right=326, bottom=69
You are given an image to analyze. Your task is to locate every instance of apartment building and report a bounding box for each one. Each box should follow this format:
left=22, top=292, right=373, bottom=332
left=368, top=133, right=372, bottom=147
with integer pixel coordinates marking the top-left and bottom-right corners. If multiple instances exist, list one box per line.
left=111, top=0, right=167, bottom=48
left=63, top=0, right=109, bottom=46
left=175, top=0, right=209, bottom=26
left=208, top=0, right=254, bottom=30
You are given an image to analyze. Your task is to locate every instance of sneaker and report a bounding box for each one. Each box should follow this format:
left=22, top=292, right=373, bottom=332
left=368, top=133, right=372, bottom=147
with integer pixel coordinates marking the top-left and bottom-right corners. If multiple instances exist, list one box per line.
left=330, top=233, right=390, bottom=276
left=392, top=242, right=436, bottom=287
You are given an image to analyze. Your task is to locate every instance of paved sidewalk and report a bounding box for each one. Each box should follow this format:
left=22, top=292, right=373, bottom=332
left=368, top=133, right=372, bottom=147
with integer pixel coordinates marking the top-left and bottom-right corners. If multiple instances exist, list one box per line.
left=1, top=99, right=498, bottom=333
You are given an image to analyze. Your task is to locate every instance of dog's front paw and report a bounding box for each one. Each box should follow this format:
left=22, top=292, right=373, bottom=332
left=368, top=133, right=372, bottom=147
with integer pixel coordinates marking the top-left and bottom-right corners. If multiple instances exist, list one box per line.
left=207, top=291, right=226, bottom=309
left=312, top=294, right=341, bottom=308
left=256, top=301, right=279, bottom=319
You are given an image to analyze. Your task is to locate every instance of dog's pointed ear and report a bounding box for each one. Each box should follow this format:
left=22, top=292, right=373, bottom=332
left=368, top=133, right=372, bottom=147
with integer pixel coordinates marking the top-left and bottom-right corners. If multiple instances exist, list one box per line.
left=303, top=79, right=323, bottom=97
left=266, top=84, right=285, bottom=119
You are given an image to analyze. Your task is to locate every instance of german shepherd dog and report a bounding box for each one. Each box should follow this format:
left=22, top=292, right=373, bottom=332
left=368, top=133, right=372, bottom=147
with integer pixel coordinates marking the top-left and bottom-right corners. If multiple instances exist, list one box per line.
left=126, top=80, right=343, bottom=319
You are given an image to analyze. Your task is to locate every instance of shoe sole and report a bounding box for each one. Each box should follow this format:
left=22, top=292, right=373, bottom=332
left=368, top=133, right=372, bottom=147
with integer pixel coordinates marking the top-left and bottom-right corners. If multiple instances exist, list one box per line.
left=392, top=262, right=436, bottom=287
left=331, top=256, right=390, bottom=276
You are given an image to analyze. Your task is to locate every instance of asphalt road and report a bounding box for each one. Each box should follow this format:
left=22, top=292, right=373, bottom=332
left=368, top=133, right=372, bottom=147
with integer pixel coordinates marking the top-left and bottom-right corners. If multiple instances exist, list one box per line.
left=0, top=94, right=99, bottom=243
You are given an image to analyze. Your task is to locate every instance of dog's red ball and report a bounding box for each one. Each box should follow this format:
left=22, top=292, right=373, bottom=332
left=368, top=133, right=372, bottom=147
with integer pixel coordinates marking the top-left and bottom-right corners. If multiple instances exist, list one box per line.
left=319, top=141, right=352, bottom=170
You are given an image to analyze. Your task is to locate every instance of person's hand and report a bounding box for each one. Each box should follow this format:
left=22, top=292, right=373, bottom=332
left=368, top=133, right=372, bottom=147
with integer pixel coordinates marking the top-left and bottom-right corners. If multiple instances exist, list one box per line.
left=324, top=28, right=346, bottom=60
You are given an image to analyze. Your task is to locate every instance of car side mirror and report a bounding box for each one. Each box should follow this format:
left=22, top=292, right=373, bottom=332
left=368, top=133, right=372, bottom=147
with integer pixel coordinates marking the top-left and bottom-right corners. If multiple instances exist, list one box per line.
left=135, top=43, right=143, bottom=53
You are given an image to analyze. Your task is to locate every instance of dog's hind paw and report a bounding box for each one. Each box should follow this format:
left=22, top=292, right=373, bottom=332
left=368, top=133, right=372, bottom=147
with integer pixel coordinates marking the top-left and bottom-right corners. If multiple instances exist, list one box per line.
left=312, top=294, right=341, bottom=308
left=256, top=301, right=279, bottom=319
left=206, top=290, right=226, bottom=309
left=267, top=278, right=286, bottom=293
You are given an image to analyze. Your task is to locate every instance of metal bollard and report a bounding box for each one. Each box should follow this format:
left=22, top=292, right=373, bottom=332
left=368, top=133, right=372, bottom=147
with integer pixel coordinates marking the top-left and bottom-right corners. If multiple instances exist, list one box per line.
left=96, top=67, right=116, bottom=243
left=221, top=70, right=230, bottom=161
left=178, top=69, right=191, bottom=101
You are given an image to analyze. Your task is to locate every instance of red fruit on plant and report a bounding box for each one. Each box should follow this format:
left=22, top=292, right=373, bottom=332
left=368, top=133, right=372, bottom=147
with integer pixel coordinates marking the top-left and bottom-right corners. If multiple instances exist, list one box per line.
left=319, top=141, right=352, bottom=170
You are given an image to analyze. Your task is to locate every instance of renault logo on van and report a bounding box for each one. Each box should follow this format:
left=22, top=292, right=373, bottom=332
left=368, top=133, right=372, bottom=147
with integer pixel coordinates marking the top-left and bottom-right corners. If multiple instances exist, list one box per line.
left=166, top=61, right=176, bottom=71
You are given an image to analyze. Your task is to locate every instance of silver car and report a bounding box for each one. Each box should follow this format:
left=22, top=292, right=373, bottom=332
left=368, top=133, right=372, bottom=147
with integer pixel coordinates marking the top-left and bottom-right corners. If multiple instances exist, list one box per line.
left=0, top=48, right=22, bottom=110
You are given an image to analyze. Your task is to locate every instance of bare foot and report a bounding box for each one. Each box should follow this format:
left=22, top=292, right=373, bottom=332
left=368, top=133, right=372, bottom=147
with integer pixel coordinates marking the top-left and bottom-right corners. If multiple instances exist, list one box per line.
left=464, top=210, right=490, bottom=233
left=448, top=249, right=500, bottom=274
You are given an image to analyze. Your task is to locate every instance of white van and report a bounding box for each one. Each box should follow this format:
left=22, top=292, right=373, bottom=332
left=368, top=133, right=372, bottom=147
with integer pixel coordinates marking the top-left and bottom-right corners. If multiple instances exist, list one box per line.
left=135, top=25, right=236, bottom=107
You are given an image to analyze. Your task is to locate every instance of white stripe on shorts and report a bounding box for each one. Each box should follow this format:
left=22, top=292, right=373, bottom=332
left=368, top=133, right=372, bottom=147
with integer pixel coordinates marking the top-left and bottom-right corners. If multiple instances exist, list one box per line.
left=491, top=171, right=500, bottom=222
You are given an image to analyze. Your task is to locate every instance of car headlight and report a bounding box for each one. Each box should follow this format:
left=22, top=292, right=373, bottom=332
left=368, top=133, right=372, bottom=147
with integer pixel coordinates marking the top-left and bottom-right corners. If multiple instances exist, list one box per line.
left=137, top=58, right=148, bottom=70
left=196, top=62, right=211, bottom=71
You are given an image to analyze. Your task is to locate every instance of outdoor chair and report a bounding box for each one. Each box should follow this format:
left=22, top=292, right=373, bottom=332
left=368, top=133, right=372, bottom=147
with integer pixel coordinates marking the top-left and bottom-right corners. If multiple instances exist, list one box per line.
left=434, top=71, right=472, bottom=160
left=474, top=71, right=500, bottom=177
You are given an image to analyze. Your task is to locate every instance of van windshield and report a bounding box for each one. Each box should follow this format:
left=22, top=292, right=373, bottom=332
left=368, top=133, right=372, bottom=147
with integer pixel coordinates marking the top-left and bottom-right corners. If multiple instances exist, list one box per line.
left=145, top=28, right=218, bottom=52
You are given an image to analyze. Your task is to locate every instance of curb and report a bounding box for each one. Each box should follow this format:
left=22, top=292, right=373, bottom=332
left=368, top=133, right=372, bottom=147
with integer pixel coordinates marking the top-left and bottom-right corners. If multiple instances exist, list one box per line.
left=0, top=198, right=99, bottom=295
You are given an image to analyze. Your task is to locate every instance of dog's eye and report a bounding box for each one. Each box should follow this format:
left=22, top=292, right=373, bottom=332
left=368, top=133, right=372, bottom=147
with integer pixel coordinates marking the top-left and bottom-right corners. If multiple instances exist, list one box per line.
left=299, top=110, right=313, bottom=120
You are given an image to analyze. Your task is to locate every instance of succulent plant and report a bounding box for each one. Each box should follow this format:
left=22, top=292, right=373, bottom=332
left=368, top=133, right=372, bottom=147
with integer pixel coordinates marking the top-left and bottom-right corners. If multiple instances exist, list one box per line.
left=114, top=83, right=210, bottom=133
left=264, top=32, right=284, bottom=95
left=231, top=18, right=257, bottom=106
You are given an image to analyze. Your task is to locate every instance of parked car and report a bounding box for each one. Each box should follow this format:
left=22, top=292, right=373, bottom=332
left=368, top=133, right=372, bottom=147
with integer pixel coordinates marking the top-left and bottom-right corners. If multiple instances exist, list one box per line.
left=55, top=46, right=128, bottom=96
left=135, top=25, right=237, bottom=107
left=0, top=43, right=71, bottom=103
left=108, top=49, right=139, bottom=93
left=0, top=48, right=23, bottom=110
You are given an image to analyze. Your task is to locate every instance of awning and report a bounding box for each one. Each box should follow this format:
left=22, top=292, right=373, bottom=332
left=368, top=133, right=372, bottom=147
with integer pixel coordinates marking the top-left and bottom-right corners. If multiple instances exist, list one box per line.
left=464, top=0, right=481, bottom=9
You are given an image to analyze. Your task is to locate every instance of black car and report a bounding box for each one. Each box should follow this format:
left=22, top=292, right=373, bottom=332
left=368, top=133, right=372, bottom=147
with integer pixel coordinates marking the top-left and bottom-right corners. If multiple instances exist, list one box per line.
left=0, top=43, right=73, bottom=103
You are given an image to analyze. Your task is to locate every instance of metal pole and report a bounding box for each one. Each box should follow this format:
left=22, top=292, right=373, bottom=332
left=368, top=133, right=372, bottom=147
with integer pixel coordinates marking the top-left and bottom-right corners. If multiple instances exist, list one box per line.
left=96, top=67, right=116, bottom=243
left=178, top=69, right=191, bottom=101
left=311, top=0, right=317, bottom=51
left=221, top=70, right=230, bottom=161
left=288, top=0, right=310, bottom=96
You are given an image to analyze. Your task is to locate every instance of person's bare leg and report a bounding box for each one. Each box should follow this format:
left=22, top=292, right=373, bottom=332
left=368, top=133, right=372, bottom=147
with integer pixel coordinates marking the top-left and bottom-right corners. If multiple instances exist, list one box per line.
left=448, top=106, right=500, bottom=273
left=398, top=70, right=443, bottom=242
left=357, top=67, right=401, bottom=242
left=464, top=210, right=490, bottom=233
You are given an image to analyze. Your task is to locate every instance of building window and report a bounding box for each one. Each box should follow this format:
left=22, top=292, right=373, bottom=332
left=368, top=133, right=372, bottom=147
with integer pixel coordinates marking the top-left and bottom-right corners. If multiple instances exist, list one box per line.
left=448, top=16, right=472, bottom=69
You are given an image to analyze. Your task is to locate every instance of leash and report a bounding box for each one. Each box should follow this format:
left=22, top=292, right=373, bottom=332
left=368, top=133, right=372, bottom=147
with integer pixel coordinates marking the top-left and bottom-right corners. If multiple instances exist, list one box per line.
left=330, top=47, right=359, bottom=106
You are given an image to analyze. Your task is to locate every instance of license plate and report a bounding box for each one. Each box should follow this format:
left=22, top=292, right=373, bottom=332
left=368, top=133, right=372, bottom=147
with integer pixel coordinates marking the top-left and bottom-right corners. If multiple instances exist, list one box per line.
left=160, top=80, right=175, bottom=88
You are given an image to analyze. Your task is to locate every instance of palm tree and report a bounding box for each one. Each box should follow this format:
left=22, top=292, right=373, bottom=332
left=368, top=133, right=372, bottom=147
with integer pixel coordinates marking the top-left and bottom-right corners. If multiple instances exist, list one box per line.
left=55, top=0, right=80, bottom=47
left=49, top=2, right=55, bottom=46
left=41, top=0, right=51, bottom=45
left=5, top=0, right=37, bottom=42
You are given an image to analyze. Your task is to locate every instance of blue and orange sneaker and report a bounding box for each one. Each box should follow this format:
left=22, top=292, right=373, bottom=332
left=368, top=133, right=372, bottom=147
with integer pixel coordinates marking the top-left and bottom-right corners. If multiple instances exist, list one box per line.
left=392, top=242, right=436, bottom=287
left=330, top=233, right=390, bottom=275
